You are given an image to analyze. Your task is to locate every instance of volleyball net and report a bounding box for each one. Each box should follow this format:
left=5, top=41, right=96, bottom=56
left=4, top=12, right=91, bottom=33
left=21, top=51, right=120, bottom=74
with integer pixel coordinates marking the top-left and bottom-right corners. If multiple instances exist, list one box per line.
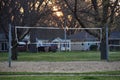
left=15, top=26, right=102, bottom=51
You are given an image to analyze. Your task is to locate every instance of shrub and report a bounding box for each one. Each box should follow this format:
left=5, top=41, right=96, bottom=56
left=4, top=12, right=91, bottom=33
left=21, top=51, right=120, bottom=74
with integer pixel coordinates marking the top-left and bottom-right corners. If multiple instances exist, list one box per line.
left=90, top=45, right=98, bottom=51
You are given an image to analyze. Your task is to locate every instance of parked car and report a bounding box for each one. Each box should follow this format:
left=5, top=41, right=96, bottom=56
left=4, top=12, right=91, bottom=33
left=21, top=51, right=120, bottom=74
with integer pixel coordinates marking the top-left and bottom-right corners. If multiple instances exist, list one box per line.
left=38, top=44, right=58, bottom=52
left=18, top=42, right=27, bottom=52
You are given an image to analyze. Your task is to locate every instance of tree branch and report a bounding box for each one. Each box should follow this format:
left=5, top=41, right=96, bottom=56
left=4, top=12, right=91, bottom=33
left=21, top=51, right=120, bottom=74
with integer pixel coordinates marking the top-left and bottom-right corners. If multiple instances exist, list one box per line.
left=109, top=0, right=118, bottom=24
left=102, top=0, right=110, bottom=24
left=91, top=0, right=101, bottom=21
left=64, top=0, right=100, bottom=38
left=64, top=0, right=74, bottom=13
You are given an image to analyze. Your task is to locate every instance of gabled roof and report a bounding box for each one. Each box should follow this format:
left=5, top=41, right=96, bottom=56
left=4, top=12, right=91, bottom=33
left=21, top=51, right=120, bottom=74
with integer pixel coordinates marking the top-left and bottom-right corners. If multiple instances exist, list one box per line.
left=0, top=29, right=6, bottom=40
left=0, top=32, right=7, bottom=41
left=109, top=31, right=120, bottom=39
left=68, top=30, right=120, bottom=41
left=35, top=29, right=64, bottom=40
left=68, top=31, right=98, bottom=41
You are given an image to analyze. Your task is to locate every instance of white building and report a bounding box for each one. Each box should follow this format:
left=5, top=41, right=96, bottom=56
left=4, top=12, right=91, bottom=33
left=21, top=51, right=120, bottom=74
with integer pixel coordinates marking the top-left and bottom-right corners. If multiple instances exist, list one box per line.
left=68, top=31, right=100, bottom=51
left=52, top=37, right=71, bottom=51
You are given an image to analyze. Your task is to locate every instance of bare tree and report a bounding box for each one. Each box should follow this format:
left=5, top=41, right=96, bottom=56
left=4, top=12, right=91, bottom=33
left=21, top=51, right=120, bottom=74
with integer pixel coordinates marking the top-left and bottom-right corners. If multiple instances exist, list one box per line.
left=0, top=0, right=45, bottom=60
left=1, top=0, right=119, bottom=60
left=64, top=0, right=120, bottom=60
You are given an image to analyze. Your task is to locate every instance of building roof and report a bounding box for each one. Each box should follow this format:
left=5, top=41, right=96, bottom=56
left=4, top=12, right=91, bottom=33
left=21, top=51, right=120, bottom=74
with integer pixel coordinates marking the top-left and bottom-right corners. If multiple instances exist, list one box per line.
left=0, top=33, right=6, bottom=39
left=109, top=31, right=120, bottom=39
left=68, top=30, right=120, bottom=41
left=68, top=31, right=98, bottom=41
left=35, top=29, right=64, bottom=40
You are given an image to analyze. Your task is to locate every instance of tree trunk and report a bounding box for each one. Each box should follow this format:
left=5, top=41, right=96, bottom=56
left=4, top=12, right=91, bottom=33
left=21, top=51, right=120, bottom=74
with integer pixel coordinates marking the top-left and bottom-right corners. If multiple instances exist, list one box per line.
left=11, top=46, right=18, bottom=60
left=29, top=44, right=37, bottom=53
left=29, top=29, right=37, bottom=53
left=11, top=25, right=18, bottom=60
left=100, top=38, right=108, bottom=60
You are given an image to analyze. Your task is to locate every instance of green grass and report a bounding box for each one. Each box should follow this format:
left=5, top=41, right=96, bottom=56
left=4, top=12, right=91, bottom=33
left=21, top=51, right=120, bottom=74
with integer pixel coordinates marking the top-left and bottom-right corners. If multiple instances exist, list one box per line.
left=0, top=71, right=120, bottom=80
left=0, top=76, right=120, bottom=80
left=0, top=71, right=120, bottom=75
left=0, top=51, right=120, bottom=61
left=109, top=52, right=120, bottom=61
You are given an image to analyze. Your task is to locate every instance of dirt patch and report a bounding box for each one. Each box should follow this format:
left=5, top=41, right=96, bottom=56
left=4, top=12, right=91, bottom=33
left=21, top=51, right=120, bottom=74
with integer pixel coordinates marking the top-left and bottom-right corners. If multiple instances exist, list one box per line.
left=0, top=61, right=120, bottom=73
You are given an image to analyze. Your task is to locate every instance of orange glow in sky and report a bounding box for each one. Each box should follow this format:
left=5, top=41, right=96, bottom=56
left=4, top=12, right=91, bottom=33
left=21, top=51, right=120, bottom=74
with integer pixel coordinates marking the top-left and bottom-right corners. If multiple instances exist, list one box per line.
left=54, top=11, right=63, bottom=17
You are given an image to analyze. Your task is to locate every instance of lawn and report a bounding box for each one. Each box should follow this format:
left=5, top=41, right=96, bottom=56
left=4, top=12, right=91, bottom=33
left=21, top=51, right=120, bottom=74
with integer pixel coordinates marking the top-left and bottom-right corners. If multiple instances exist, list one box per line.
left=0, top=51, right=120, bottom=61
left=0, top=51, right=120, bottom=80
left=0, top=76, right=120, bottom=80
left=0, top=71, right=120, bottom=80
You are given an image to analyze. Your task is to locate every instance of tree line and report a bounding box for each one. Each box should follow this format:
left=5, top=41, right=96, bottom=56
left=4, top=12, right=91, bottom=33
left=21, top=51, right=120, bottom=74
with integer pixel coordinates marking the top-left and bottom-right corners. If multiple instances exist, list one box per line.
left=0, top=0, right=120, bottom=60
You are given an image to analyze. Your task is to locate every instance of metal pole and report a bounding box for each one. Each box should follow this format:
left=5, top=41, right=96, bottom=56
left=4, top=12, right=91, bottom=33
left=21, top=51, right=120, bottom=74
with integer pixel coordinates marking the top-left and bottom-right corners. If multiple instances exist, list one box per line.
left=106, top=24, right=109, bottom=61
left=64, top=19, right=67, bottom=51
left=8, top=24, right=12, bottom=67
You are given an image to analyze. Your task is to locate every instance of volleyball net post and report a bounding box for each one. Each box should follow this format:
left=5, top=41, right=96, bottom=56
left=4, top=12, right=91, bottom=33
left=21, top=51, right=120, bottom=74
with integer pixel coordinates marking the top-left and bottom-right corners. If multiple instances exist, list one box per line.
left=106, top=24, right=109, bottom=61
left=8, top=24, right=12, bottom=67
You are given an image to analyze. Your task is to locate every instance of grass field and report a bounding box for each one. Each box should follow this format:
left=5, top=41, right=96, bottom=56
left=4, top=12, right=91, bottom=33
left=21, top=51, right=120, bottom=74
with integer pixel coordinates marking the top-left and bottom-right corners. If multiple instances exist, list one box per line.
left=0, top=71, right=120, bottom=80
left=0, top=52, right=120, bottom=80
left=0, top=51, right=120, bottom=61
left=0, top=76, right=120, bottom=80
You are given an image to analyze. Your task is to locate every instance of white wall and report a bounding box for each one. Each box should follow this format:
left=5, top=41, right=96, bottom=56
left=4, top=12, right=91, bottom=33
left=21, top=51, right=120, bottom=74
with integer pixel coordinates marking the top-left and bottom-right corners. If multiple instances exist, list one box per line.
left=71, top=42, right=99, bottom=51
